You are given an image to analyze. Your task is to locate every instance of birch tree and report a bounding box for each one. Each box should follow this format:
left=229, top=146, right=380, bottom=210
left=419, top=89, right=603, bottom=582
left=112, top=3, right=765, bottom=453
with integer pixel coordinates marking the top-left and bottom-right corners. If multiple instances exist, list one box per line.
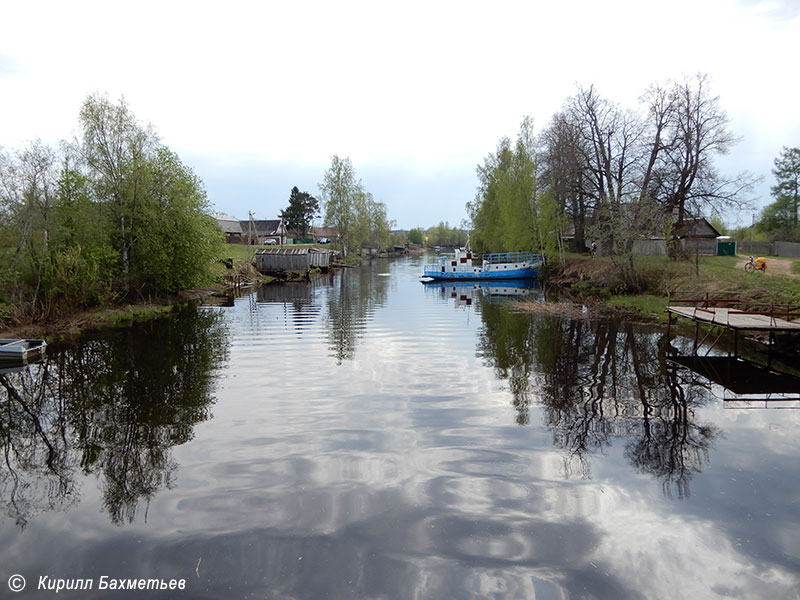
left=77, top=94, right=156, bottom=282
left=319, top=155, right=361, bottom=258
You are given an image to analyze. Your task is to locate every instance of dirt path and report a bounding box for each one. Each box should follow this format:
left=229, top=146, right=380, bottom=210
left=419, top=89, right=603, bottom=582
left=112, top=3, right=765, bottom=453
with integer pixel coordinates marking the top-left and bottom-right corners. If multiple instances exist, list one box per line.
left=734, top=256, right=796, bottom=276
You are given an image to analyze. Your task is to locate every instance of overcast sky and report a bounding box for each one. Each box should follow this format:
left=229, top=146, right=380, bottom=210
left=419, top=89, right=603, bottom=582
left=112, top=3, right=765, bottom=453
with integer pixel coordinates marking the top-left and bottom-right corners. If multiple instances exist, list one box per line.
left=2, top=0, right=799, bottom=229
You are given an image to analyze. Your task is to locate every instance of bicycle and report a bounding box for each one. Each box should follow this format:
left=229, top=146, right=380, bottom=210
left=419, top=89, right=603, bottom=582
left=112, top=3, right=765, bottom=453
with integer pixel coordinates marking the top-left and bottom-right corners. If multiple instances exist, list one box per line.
left=744, top=255, right=767, bottom=273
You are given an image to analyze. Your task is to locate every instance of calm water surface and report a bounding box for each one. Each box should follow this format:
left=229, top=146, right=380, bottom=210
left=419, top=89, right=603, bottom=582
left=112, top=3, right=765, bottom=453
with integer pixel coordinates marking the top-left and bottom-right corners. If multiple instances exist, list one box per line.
left=1, top=255, right=799, bottom=599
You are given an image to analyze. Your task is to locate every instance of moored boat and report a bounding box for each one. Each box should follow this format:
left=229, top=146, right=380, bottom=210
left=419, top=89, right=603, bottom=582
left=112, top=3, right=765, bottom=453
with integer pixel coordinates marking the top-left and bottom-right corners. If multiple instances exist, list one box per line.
left=422, top=249, right=543, bottom=281
left=0, top=338, right=47, bottom=361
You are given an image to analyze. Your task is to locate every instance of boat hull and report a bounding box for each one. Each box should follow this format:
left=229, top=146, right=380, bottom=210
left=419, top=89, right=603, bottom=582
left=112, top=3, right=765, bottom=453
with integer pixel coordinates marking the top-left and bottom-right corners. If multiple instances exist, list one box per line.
left=422, top=266, right=540, bottom=280
left=0, top=338, right=47, bottom=361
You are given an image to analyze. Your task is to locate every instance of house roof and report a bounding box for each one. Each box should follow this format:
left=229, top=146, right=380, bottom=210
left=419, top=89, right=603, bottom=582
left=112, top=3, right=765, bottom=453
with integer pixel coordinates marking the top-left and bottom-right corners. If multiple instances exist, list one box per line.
left=240, top=219, right=285, bottom=237
left=673, top=217, right=721, bottom=239
left=215, top=215, right=243, bottom=234
left=313, top=226, right=340, bottom=238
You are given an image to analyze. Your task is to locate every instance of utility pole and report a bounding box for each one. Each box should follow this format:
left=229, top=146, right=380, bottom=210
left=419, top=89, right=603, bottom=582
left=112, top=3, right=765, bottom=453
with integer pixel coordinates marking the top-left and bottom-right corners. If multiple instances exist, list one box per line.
left=248, top=211, right=257, bottom=245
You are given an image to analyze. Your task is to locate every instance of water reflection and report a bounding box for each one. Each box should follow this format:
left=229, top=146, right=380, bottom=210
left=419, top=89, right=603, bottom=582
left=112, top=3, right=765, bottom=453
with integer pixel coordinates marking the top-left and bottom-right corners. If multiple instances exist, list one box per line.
left=324, top=263, right=390, bottom=363
left=478, top=313, right=719, bottom=498
left=0, top=358, right=77, bottom=528
left=0, top=309, right=227, bottom=526
left=2, top=258, right=799, bottom=598
left=423, top=278, right=542, bottom=308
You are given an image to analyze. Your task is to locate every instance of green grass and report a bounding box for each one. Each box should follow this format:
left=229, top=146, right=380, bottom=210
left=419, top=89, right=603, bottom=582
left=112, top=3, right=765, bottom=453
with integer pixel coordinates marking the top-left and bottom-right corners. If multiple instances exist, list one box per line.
left=646, top=254, right=800, bottom=302
left=606, top=294, right=669, bottom=322
left=216, top=244, right=261, bottom=262
left=560, top=253, right=800, bottom=323
left=95, top=304, right=178, bottom=328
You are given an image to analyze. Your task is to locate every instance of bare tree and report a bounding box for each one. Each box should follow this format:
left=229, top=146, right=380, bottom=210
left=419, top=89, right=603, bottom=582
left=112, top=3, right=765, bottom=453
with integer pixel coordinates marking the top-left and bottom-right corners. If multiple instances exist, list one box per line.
left=540, top=112, right=593, bottom=251
left=644, top=74, right=754, bottom=224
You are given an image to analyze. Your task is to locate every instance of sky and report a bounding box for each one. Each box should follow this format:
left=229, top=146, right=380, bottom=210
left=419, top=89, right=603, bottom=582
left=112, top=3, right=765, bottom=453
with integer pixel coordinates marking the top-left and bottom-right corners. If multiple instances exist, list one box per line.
left=1, top=0, right=799, bottom=229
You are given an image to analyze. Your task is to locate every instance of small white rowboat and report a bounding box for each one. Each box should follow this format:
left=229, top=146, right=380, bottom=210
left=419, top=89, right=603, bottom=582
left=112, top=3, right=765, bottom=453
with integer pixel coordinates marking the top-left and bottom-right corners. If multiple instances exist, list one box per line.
left=0, top=339, right=47, bottom=360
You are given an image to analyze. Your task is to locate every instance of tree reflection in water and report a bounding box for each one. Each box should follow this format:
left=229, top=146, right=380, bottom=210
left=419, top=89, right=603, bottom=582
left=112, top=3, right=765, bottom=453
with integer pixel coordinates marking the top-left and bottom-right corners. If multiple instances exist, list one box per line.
left=0, top=309, right=227, bottom=526
left=478, top=302, right=718, bottom=498
left=325, top=263, right=390, bottom=364
left=0, top=361, right=76, bottom=529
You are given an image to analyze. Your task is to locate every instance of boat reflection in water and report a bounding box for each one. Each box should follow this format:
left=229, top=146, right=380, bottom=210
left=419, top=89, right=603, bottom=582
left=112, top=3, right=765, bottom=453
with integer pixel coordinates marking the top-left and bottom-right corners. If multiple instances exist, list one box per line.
left=422, top=278, right=543, bottom=307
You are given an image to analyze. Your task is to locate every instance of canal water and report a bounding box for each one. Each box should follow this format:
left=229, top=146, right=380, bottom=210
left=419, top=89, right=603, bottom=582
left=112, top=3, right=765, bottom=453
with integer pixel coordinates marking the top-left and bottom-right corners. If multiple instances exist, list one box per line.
left=1, top=254, right=799, bottom=599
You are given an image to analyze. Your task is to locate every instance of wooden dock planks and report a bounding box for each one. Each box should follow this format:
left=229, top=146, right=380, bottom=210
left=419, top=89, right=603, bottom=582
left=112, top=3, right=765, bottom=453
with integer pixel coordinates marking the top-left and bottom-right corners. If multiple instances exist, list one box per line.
left=666, top=306, right=800, bottom=332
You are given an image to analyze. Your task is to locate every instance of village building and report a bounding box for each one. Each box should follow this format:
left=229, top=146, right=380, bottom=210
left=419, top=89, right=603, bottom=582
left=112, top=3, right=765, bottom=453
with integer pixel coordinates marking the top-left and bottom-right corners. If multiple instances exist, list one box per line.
left=238, top=219, right=288, bottom=245
left=214, top=214, right=244, bottom=244
left=311, top=226, right=340, bottom=243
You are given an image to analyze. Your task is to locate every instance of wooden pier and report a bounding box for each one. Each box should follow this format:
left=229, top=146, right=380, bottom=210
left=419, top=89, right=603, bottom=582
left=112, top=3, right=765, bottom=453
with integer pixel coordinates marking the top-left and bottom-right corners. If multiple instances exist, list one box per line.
left=666, top=292, right=800, bottom=365
left=666, top=305, right=800, bottom=332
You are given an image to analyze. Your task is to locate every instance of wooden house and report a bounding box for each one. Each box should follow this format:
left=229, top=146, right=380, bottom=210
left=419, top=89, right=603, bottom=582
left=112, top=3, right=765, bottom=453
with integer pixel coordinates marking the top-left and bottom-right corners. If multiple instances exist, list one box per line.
left=239, top=219, right=288, bottom=245
left=311, top=226, right=340, bottom=242
left=215, top=214, right=244, bottom=244
left=673, top=217, right=722, bottom=255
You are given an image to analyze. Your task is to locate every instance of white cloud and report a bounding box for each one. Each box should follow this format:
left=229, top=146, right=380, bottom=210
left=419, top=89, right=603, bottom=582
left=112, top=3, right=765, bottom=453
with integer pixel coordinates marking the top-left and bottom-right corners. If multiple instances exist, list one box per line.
left=2, top=0, right=798, bottom=226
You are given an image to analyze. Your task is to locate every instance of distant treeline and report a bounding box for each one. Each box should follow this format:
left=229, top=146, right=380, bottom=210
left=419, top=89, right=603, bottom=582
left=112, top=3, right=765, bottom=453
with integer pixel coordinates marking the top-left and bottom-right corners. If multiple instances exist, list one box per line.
left=0, top=95, right=223, bottom=324
left=405, top=222, right=467, bottom=248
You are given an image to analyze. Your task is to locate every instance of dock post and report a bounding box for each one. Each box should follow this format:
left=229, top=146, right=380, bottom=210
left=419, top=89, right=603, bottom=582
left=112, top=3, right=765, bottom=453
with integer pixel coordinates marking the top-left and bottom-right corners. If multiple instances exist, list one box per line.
left=768, top=331, right=774, bottom=368
left=666, top=312, right=672, bottom=345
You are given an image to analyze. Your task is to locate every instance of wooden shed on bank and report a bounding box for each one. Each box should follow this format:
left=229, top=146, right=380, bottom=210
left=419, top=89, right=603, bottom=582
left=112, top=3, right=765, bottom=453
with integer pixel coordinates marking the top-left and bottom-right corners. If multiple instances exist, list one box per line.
left=673, top=217, right=721, bottom=255
left=255, top=248, right=334, bottom=274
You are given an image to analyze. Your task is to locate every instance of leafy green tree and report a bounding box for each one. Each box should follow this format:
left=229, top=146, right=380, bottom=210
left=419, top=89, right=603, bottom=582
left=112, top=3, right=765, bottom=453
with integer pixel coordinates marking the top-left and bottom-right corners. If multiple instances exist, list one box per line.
left=407, top=227, right=425, bottom=246
left=46, top=163, right=117, bottom=309
left=78, top=94, right=156, bottom=283
left=134, top=147, right=223, bottom=292
left=77, top=95, right=222, bottom=295
left=498, top=117, right=538, bottom=251
left=537, top=189, right=568, bottom=263
left=771, top=147, right=800, bottom=225
left=755, top=148, right=800, bottom=240
left=319, top=155, right=360, bottom=257
left=1, top=95, right=224, bottom=322
left=279, top=186, right=319, bottom=237
left=468, top=137, right=512, bottom=253
left=363, top=194, right=392, bottom=249
left=318, top=156, right=391, bottom=256
left=425, top=221, right=467, bottom=247
left=469, top=117, right=543, bottom=255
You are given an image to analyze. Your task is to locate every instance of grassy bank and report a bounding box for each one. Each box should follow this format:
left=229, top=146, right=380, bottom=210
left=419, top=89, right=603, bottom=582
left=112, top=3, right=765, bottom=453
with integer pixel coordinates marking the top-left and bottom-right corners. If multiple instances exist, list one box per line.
left=1, top=243, right=353, bottom=340
left=522, top=254, right=800, bottom=323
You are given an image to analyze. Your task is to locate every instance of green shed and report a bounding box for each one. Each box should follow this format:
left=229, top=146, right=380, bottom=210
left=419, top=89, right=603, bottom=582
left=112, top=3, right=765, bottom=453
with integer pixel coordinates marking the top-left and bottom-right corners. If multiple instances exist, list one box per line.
left=717, top=240, right=737, bottom=256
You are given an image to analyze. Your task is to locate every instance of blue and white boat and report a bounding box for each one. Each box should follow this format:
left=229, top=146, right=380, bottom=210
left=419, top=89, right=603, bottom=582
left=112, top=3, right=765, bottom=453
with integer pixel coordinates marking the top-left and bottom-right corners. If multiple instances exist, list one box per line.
left=422, top=249, right=543, bottom=281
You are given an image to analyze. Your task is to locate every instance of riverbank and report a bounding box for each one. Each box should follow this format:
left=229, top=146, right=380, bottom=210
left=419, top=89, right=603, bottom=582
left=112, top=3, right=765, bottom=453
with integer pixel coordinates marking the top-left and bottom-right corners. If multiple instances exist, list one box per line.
left=0, top=285, right=237, bottom=343
left=515, top=254, right=800, bottom=323
left=0, top=251, right=270, bottom=342
left=0, top=244, right=371, bottom=341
